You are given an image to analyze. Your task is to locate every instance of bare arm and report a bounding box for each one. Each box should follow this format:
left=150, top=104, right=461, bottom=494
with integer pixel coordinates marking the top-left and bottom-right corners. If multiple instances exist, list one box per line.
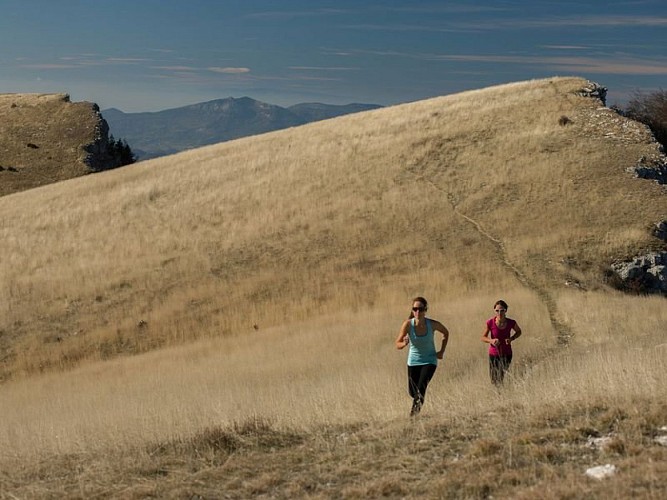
left=481, top=324, right=499, bottom=347
left=509, top=323, right=522, bottom=342
left=395, top=320, right=410, bottom=349
left=432, top=320, right=449, bottom=359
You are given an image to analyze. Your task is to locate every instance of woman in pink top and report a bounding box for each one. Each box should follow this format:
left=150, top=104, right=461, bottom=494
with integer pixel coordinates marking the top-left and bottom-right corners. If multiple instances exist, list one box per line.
left=481, top=300, right=522, bottom=385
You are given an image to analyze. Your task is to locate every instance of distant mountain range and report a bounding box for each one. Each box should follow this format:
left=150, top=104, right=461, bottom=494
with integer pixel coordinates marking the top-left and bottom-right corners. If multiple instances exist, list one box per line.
left=102, top=97, right=382, bottom=160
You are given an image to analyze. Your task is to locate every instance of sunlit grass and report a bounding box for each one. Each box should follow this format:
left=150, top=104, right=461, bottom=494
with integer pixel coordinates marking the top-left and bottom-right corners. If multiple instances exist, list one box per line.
left=0, top=77, right=665, bottom=497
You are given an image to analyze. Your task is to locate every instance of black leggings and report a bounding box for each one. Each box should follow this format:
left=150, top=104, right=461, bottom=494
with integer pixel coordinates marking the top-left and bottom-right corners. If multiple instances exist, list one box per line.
left=407, top=364, right=437, bottom=412
left=489, top=355, right=512, bottom=385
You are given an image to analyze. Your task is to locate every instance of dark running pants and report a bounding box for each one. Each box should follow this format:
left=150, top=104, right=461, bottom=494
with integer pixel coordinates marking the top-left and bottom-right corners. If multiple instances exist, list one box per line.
left=407, top=364, right=437, bottom=413
left=489, top=355, right=512, bottom=385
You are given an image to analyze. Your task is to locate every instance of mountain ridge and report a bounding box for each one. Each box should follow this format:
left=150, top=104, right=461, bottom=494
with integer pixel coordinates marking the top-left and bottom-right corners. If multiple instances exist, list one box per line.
left=102, top=97, right=382, bottom=159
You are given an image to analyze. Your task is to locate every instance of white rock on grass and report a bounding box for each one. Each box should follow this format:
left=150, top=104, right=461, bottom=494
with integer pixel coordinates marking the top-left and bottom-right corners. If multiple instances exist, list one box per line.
left=586, top=436, right=613, bottom=449
left=585, top=464, right=617, bottom=480
left=655, top=436, right=667, bottom=447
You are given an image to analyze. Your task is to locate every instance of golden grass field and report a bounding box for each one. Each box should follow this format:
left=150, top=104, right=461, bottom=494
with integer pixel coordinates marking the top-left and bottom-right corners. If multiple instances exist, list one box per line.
left=0, top=76, right=666, bottom=498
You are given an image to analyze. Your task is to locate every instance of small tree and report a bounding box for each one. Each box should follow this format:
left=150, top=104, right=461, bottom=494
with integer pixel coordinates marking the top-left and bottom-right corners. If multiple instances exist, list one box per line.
left=106, top=134, right=136, bottom=167
left=117, top=138, right=136, bottom=166
left=622, top=89, right=667, bottom=147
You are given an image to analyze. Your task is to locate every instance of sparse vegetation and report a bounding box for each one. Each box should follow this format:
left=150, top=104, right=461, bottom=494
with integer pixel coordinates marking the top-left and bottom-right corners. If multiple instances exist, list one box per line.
left=0, top=77, right=665, bottom=497
left=619, top=89, right=667, bottom=147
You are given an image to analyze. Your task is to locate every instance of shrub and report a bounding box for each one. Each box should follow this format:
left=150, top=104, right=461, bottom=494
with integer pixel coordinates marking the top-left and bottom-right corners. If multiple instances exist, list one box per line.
left=621, top=89, right=667, bottom=147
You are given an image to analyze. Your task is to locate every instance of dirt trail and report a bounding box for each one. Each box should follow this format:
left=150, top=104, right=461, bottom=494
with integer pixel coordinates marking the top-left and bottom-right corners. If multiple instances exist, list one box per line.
left=426, top=177, right=574, bottom=346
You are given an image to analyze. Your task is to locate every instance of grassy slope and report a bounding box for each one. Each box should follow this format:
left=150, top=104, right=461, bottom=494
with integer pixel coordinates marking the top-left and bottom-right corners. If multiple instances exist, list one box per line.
left=0, top=93, right=99, bottom=196
left=1, top=76, right=663, bottom=379
left=0, top=77, right=665, bottom=498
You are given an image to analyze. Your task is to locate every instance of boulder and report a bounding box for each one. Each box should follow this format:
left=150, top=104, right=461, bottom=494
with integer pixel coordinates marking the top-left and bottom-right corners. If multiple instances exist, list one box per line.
left=611, top=252, right=667, bottom=295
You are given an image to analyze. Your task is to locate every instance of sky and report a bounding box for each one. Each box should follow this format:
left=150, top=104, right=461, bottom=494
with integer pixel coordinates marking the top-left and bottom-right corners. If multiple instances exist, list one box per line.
left=0, top=0, right=665, bottom=112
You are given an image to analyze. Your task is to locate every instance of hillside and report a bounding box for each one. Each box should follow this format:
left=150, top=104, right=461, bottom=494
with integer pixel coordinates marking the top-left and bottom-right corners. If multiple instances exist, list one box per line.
left=0, top=93, right=128, bottom=197
left=102, top=97, right=382, bottom=159
left=1, top=76, right=664, bottom=378
left=0, top=77, right=665, bottom=498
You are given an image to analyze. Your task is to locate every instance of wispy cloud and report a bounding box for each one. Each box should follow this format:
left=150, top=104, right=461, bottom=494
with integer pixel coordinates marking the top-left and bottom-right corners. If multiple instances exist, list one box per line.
left=518, top=15, right=667, bottom=28
left=336, top=49, right=419, bottom=59
left=289, top=66, right=358, bottom=71
left=460, top=15, right=667, bottom=30
left=19, top=64, right=79, bottom=70
left=540, top=45, right=590, bottom=50
left=106, top=58, right=149, bottom=63
left=147, top=48, right=176, bottom=54
left=344, top=15, right=667, bottom=33
left=550, top=59, right=667, bottom=75
left=151, top=66, right=199, bottom=71
left=207, top=67, right=251, bottom=74
left=19, top=55, right=152, bottom=70
left=343, top=23, right=477, bottom=33
left=434, top=54, right=667, bottom=75
left=288, top=76, right=341, bottom=82
left=382, top=5, right=508, bottom=15
left=246, top=8, right=349, bottom=19
left=339, top=46, right=667, bottom=75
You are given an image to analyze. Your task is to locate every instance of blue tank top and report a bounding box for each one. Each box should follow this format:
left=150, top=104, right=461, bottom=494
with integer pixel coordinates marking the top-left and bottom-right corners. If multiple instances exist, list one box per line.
left=407, top=318, right=438, bottom=366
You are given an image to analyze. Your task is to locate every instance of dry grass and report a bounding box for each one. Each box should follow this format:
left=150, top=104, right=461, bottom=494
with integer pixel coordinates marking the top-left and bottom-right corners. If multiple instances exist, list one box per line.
left=0, top=93, right=99, bottom=196
left=1, top=76, right=663, bottom=380
left=0, top=76, right=665, bottom=497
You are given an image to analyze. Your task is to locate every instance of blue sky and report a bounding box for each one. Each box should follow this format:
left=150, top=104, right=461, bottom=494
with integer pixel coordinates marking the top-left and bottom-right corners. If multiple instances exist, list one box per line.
left=0, top=0, right=665, bottom=112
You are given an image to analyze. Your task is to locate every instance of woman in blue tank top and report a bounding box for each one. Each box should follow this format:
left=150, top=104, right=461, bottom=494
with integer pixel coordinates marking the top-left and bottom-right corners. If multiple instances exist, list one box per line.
left=395, top=296, right=450, bottom=416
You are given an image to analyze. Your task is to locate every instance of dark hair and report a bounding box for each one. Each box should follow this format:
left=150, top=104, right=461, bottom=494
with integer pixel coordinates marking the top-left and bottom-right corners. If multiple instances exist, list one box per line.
left=494, top=299, right=508, bottom=310
left=408, top=296, right=428, bottom=319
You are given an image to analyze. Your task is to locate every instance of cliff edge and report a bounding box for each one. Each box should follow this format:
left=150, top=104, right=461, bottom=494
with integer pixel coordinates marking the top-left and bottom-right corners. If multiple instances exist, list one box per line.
left=0, top=93, right=125, bottom=197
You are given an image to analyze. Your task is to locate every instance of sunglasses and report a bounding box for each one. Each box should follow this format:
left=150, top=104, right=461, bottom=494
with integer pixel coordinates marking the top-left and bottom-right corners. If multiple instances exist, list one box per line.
left=412, top=306, right=425, bottom=312
left=494, top=308, right=506, bottom=313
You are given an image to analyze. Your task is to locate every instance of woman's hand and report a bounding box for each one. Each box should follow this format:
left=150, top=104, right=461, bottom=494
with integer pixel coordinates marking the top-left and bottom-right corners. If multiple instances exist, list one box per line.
left=396, top=321, right=411, bottom=350
left=396, top=334, right=409, bottom=350
left=437, top=350, right=445, bottom=360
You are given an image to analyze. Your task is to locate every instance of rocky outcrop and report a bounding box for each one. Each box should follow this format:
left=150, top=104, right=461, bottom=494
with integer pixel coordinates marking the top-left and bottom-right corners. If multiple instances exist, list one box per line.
left=655, top=221, right=667, bottom=241
left=0, top=93, right=129, bottom=197
left=610, top=252, right=667, bottom=295
left=630, top=161, right=667, bottom=185
left=83, top=105, right=126, bottom=172
left=577, top=82, right=608, bottom=105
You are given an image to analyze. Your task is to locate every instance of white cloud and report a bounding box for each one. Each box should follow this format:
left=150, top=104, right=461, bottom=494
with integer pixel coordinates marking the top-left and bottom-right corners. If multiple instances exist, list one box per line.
left=207, top=67, right=251, bottom=74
